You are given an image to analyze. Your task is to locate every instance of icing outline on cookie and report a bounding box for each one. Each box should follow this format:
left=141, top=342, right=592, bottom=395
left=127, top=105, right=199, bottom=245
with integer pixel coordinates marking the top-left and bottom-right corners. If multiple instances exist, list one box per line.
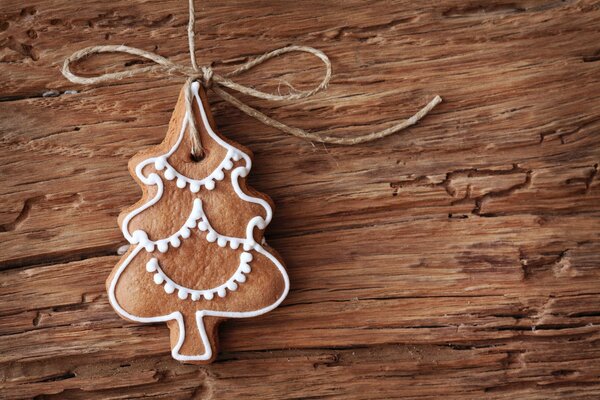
left=109, top=82, right=290, bottom=362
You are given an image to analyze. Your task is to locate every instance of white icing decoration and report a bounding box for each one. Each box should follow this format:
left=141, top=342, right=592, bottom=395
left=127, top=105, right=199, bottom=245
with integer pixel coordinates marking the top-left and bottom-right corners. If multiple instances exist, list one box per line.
left=155, top=158, right=166, bottom=170
left=240, top=252, right=252, bottom=263
left=164, top=168, right=176, bottom=180
left=146, top=259, right=157, bottom=272
left=153, top=273, right=164, bottom=285
left=157, top=241, right=168, bottom=253
left=188, top=200, right=262, bottom=252
left=205, top=179, right=215, bottom=190
left=124, top=198, right=203, bottom=254
left=164, top=282, right=175, bottom=294
left=206, top=231, right=217, bottom=242
left=214, top=169, right=225, bottom=181
left=146, top=251, right=253, bottom=302
left=109, top=82, right=289, bottom=362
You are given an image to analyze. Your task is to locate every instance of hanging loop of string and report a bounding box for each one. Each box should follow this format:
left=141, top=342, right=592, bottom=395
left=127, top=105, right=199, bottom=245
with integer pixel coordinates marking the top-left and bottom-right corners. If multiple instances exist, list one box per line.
left=61, top=0, right=441, bottom=157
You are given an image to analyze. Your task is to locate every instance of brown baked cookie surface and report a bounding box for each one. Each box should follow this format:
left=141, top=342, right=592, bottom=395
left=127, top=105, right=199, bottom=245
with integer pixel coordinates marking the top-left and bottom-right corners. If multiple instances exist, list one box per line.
left=107, top=82, right=289, bottom=364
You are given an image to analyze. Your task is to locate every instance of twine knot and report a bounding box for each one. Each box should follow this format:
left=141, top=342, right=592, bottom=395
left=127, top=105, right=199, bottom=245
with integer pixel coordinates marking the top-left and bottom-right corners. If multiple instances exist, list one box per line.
left=61, top=0, right=441, bottom=156
left=200, top=66, right=214, bottom=89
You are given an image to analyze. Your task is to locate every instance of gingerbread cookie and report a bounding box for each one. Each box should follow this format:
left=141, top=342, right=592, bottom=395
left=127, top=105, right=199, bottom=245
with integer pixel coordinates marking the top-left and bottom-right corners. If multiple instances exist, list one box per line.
left=107, top=82, right=289, bottom=363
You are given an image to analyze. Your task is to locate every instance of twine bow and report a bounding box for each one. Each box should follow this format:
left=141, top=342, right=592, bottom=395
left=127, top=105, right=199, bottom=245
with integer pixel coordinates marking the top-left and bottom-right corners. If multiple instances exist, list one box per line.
left=62, top=0, right=441, bottom=158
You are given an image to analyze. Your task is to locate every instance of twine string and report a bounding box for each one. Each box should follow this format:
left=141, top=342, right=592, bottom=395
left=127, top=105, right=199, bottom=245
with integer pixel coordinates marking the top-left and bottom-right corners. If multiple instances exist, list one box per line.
left=185, top=0, right=203, bottom=157
left=187, top=0, right=198, bottom=73
left=61, top=0, right=441, bottom=156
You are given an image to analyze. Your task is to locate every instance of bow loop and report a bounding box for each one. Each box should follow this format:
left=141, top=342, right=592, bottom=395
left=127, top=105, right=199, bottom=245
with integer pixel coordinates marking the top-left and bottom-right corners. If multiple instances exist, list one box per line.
left=61, top=0, right=441, bottom=149
left=62, top=45, right=332, bottom=102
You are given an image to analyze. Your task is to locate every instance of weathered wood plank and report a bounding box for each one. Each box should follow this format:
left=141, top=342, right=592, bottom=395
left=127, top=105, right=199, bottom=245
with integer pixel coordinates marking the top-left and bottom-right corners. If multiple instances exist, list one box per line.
left=3, top=342, right=600, bottom=400
left=1, top=0, right=600, bottom=398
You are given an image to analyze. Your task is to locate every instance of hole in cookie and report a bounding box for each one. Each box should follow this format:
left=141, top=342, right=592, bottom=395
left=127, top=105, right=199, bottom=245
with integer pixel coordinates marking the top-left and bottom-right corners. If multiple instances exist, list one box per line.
left=190, top=151, right=205, bottom=163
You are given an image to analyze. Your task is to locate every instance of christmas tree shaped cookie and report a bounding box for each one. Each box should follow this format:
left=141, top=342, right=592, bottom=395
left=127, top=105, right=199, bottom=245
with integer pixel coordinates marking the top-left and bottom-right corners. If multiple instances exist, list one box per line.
left=107, top=82, right=289, bottom=363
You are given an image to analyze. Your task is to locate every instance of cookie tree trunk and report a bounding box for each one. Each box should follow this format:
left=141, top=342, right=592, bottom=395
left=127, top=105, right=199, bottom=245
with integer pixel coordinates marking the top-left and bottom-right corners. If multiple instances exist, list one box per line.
left=167, top=313, right=219, bottom=360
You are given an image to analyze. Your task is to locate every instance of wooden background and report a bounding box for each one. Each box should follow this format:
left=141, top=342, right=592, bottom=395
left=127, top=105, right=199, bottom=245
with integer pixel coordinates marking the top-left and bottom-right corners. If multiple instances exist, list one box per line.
left=1, top=0, right=600, bottom=398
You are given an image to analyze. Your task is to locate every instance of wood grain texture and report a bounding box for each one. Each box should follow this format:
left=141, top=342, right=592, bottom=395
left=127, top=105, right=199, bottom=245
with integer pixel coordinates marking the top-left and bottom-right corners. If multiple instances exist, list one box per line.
left=1, top=0, right=599, bottom=398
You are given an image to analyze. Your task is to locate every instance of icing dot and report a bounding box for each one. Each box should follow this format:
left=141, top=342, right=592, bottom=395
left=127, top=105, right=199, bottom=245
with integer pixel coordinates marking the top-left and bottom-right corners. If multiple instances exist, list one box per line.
left=177, top=289, right=188, bottom=299
left=154, top=157, right=166, bottom=170
left=217, top=237, right=227, bottom=247
left=256, top=218, right=267, bottom=229
left=240, top=252, right=253, bottom=263
left=146, top=173, right=160, bottom=185
left=229, top=239, right=240, bottom=249
left=170, top=236, right=181, bottom=248
left=197, top=221, right=208, bottom=231
left=191, top=292, right=200, bottom=301
left=235, top=272, right=246, bottom=283
left=214, top=169, right=225, bottom=181
left=164, top=168, right=176, bottom=180
left=204, top=291, right=214, bottom=301
left=185, top=218, right=197, bottom=229
left=131, top=230, right=148, bottom=244
left=205, top=180, right=215, bottom=190
left=217, top=288, right=227, bottom=298
left=146, top=259, right=157, bottom=272
left=190, top=182, right=200, bottom=193
left=190, top=202, right=202, bottom=219
left=241, top=264, right=251, bottom=274
left=180, top=227, right=191, bottom=239
left=223, top=160, right=233, bottom=170
left=232, top=152, right=241, bottom=161
left=240, top=167, right=249, bottom=177
left=157, top=241, right=169, bottom=253
left=164, top=282, right=175, bottom=294
left=176, top=177, right=186, bottom=188
left=227, top=281, right=238, bottom=291
left=144, top=243, right=155, bottom=252
left=206, top=231, right=217, bottom=242
left=153, top=273, right=164, bottom=285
